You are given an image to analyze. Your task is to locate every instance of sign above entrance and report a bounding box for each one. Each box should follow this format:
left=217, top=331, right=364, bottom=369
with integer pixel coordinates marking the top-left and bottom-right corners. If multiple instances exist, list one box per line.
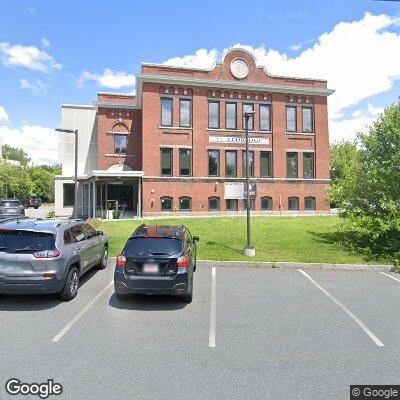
left=209, top=136, right=269, bottom=145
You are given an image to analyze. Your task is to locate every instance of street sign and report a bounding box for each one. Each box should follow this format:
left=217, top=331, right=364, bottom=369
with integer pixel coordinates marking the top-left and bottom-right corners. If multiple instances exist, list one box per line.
left=224, top=182, right=244, bottom=199
left=244, top=182, right=256, bottom=199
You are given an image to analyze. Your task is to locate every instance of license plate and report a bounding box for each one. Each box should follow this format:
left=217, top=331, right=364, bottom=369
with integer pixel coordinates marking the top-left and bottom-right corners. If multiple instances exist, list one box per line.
left=143, top=263, right=159, bottom=274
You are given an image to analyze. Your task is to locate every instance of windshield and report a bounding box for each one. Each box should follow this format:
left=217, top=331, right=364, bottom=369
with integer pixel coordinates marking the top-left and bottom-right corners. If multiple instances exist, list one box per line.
left=0, top=200, right=21, bottom=207
left=124, top=237, right=182, bottom=257
left=0, top=230, right=55, bottom=253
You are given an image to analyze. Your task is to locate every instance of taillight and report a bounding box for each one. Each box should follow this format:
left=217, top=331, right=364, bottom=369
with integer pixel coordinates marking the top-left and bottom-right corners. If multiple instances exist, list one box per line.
left=116, top=254, right=126, bottom=268
left=33, top=248, right=61, bottom=258
left=177, top=255, right=189, bottom=274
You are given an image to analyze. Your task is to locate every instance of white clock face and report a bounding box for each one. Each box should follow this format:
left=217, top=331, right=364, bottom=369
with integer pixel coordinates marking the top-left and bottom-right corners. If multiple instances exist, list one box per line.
left=230, top=59, right=249, bottom=79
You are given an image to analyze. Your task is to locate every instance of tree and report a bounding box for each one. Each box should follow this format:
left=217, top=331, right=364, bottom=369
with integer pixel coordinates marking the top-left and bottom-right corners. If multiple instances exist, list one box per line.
left=28, top=166, right=56, bottom=202
left=328, top=100, right=400, bottom=266
left=0, top=163, right=33, bottom=199
left=1, top=144, right=30, bottom=166
left=330, top=141, right=360, bottom=183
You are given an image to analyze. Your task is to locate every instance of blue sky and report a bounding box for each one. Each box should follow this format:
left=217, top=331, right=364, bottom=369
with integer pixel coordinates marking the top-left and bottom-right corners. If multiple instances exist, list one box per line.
left=0, top=0, right=400, bottom=164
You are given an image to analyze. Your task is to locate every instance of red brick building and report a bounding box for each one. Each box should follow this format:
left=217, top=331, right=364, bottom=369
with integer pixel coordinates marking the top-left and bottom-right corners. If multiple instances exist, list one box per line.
left=55, top=48, right=334, bottom=218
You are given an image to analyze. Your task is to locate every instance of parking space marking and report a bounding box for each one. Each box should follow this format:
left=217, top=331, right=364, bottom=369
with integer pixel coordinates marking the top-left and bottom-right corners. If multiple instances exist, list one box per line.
left=380, top=272, right=400, bottom=283
left=209, top=267, right=216, bottom=348
left=52, top=281, right=114, bottom=343
left=297, top=269, right=385, bottom=347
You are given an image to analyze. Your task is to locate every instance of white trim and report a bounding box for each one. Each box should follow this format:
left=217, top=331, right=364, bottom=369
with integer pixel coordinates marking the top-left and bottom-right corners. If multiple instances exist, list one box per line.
left=286, top=132, right=315, bottom=136
left=97, top=92, right=135, bottom=97
left=61, top=104, right=95, bottom=109
left=78, top=170, right=144, bottom=180
left=137, top=74, right=334, bottom=97
left=207, top=128, right=272, bottom=134
left=159, top=126, right=193, bottom=130
left=93, top=101, right=140, bottom=110
left=142, top=176, right=330, bottom=182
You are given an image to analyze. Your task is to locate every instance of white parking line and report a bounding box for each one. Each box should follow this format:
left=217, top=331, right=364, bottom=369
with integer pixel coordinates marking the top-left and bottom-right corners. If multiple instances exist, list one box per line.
left=52, top=281, right=114, bottom=343
left=209, top=267, right=216, bottom=348
left=380, top=272, right=400, bottom=283
left=297, top=269, right=385, bottom=347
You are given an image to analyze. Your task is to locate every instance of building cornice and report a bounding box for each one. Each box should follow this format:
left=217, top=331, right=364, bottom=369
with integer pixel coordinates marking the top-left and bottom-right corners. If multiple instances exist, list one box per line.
left=93, top=101, right=140, bottom=110
left=137, top=74, right=335, bottom=97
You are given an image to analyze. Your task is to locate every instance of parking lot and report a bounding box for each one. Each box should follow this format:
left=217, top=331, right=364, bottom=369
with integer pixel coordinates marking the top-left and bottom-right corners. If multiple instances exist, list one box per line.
left=1, top=263, right=400, bottom=399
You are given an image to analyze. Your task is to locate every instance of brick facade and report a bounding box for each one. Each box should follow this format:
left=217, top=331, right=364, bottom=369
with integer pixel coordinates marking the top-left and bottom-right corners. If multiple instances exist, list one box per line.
left=94, top=48, right=333, bottom=216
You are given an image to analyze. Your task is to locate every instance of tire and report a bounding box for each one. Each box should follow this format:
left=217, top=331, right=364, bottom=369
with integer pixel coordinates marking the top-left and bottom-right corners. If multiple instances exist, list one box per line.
left=58, top=267, right=79, bottom=301
left=34, top=206, right=39, bottom=209
left=116, top=293, right=130, bottom=301
left=97, top=247, right=108, bottom=270
left=181, top=275, right=193, bottom=303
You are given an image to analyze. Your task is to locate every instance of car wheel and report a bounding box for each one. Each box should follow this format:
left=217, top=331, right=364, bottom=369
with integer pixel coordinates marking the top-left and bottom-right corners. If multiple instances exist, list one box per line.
left=34, top=206, right=39, bottom=209
left=97, top=247, right=108, bottom=270
left=58, top=267, right=79, bottom=301
left=181, top=276, right=193, bottom=303
left=116, top=293, right=129, bottom=301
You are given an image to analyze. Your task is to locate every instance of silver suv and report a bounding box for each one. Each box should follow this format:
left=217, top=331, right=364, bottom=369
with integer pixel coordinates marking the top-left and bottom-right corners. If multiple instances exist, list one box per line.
left=0, top=218, right=108, bottom=301
left=0, top=199, right=25, bottom=219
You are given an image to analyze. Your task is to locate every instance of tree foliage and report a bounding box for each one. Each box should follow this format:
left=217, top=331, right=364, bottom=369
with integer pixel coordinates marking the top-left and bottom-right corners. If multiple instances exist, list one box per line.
left=1, top=144, right=30, bottom=166
left=328, top=100, right=400, bottom=266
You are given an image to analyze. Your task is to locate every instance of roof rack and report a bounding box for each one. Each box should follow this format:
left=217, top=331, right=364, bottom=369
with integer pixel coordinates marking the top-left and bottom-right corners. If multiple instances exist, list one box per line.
left=0, top=216, right=30, bottom=224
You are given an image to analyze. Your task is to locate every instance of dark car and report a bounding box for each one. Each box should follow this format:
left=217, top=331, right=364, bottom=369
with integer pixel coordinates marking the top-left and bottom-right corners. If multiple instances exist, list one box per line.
left=114, top=224, right=199, bottom=303
left=0, top=199, right=25, bottom=219
left=23, top=196, right=42, bottom=209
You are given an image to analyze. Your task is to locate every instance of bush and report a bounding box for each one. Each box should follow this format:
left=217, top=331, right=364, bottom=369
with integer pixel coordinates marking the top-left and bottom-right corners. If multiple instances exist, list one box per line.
left=46, top=211, right=56, bottom=219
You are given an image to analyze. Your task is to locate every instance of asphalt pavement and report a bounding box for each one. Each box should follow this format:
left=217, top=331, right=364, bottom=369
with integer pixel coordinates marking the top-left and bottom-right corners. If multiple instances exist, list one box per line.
left=1, top=262, right=400, bottom=399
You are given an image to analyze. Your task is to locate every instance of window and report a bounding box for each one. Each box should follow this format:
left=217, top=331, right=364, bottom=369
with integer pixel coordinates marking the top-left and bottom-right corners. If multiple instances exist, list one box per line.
left=63, top=230, right=73, bottom=245
left=208, top=101, right=220, bottom=129
left=226, top=102, right=237, bottom=129
left=208, top=150, right=220, bottom=176
left=161, top=197, right=172, bottom=212
left=303, top=153, right=315, bottom=179
left=179, top=148, right=192, bottom=176
left=70, top=225, right=85, bottom=242
left=226, top=199, right=238, bottom=211
left=225, top=150, right=237, bottom=177
left=243, top=103, right=254, bottom=130
left=208, top=197, right=220, bottom=211
left=114, top=134, right=127, bottom=154
left=260, top=151, right=272, bottom=177
left=179, top=99, right=191, bottom=127
left=161, top=98, right=173, bottom=126
left=160, top=148, right=173, bottom=176
left=242, top=150, right=254, bottom=177
left=305, top=196, right=316, bottom=211
left=243, top=199, right=255, bottom=210
left=286, top=106, right=297, bottom=132
left=259, top=104, right=271, bottom=131
left=287, top=152, right=298, bottom=178
left=179, top=197, right=191, bottom=211
left=261, top=196, right=273, bottom=211
left=288, top=197, right=299, bottom=211
left=63, top=183, right=75, bottom=207
left=302, top=107, right=313, bottom=133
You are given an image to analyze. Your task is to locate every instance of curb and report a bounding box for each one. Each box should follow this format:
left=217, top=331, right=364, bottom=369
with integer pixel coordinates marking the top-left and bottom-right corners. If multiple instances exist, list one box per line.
left=197, top=260, right=394, bottom=272
left=109, top=257, right=394, bottom=272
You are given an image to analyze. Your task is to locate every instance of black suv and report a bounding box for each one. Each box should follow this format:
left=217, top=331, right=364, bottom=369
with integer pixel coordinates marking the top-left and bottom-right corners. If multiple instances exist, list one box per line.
left=114, top=225, right=199, bottom=303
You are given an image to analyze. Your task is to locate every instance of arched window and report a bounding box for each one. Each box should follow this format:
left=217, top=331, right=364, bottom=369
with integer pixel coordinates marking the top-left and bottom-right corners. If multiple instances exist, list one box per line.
left=208, top=197, right=220, bottom=211
left=112, top=122, right=129, bottom=132
left=288, top=197, right=299, bottom=211
left=304, top=196, right=316, bottom=211
left=161, top=197, right=173, bottom=212
left=261, top=196, right=273, bottom=211
left=179, top=197, right=191, bottom=211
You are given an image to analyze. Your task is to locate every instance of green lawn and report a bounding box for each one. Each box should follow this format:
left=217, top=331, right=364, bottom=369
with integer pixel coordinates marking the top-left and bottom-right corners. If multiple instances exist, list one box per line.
left=98, top=216, right=385, bottom=264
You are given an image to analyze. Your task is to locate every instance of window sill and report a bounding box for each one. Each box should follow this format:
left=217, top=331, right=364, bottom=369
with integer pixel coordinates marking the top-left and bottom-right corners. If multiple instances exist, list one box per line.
left=286, top=132, right=315, bottom=135
left=159, top=126, right=193, bottom=130
left=105, top=153, right=135, bottom=157
left=207, top=128, right=272, bottom=134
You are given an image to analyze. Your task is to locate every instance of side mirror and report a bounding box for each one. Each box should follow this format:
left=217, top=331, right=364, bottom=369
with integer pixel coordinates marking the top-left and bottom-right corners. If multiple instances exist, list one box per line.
left=193, top=236, right=200, bottom=242
left=97, top=230, right=104, bottom=236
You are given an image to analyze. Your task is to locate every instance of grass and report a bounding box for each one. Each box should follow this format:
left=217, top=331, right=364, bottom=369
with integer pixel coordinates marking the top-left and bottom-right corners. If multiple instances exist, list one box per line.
left=98, top=216, right=387, bottom=265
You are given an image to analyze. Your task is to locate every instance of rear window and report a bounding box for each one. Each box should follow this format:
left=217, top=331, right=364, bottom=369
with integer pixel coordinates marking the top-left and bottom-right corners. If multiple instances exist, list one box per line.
left=0, top=230, right=55, bottom=253
left=0, top=200, right=21, bottom=207
left=124, top=237, right=182, bottom=257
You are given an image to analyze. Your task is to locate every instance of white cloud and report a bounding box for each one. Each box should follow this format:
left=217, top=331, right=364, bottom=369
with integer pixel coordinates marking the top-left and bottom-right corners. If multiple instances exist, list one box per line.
left=351, top=110, right=362, bottom=118
left=367, top=103, right=384, bottom=116
left=329, top=114, right=375, bottom=143
left=41, top=37, right=50, bottom=48
left=19, top=78, right=48, bottom=95
left=0, top=125, right=57, bottom=165
left=0, top=106, right=8, bottom=124
left=0, top=42, right=61, bottom=73
left=163, top=48, right=219, bottom=69
left=289, top=43, right=302, bottom=51
left=79, top=68, right=135, bottom=89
